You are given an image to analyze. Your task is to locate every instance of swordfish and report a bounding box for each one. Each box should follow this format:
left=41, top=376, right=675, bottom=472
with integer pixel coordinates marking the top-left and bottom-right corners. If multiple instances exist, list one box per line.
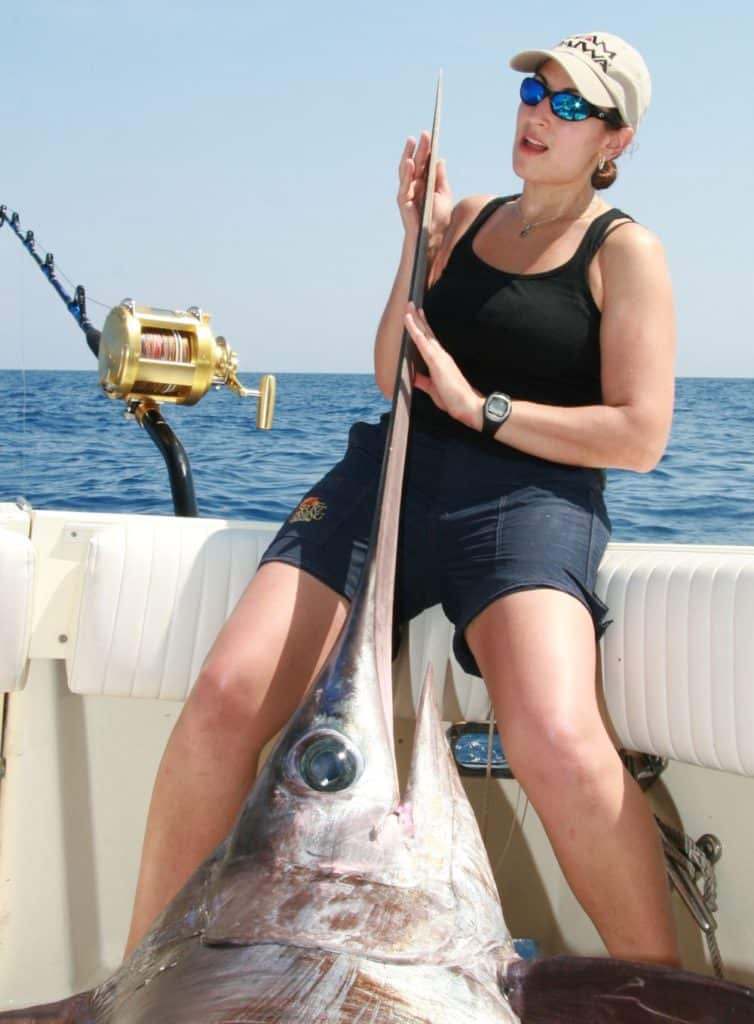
left=4, top=81, right=754, bottom=1023
left=0, top=75, right=522, bottom=1024
left=5, top=577, right=753, bottom=1024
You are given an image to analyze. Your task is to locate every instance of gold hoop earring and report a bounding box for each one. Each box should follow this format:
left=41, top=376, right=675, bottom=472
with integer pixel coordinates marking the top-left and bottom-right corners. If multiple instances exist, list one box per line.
left=597, top=156, right=606, bottom=172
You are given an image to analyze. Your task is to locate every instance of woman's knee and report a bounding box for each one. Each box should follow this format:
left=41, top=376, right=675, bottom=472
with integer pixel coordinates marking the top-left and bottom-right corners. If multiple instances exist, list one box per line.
left=189, top=650, right=272, bottom=726
left=185, top=635, right=339, bottom=744
left=502, top=707, right=617, bottom=794
left=184, top=563, right=347, bottom=736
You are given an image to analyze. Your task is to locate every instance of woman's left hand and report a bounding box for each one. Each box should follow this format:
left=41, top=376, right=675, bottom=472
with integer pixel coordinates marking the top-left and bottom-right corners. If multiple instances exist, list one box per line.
left=404, top=303, right=483, bottom=430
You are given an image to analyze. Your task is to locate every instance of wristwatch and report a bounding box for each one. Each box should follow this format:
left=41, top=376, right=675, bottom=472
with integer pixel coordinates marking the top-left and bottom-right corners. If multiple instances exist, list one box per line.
left=482, top=392, right=512, bottom=436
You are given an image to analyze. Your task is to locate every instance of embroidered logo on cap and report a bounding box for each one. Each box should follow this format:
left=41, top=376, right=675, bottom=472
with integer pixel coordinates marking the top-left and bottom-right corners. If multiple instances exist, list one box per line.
left=561, top=34, right=617, bottom=72
left=290, top=496, right=328, bottom=523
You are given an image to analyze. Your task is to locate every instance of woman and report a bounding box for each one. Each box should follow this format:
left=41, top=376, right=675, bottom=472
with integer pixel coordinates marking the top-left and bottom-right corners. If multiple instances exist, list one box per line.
left=126, top=32, right=678, bottom=966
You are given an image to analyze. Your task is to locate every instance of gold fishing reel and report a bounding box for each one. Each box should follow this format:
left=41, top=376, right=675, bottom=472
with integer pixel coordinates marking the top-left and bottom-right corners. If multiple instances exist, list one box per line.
left=98, top=300, right=276, bottom=429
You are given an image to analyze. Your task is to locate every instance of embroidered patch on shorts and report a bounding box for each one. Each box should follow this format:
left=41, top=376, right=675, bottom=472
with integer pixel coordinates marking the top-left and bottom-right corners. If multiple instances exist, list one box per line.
left=290, top=496, right=328, bottom=523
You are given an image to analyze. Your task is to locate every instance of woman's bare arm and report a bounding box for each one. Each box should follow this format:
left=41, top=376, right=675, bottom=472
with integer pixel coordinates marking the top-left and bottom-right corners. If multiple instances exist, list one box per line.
left=404, top=223, right=676, bottom=473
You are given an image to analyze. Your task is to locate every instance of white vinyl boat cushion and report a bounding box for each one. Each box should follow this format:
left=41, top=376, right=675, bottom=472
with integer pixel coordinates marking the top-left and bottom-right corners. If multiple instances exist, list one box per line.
left=597, top=544, right=754, bottom=776
left=67, top=519, right=754, bottom=775
left=68, top=519, right=278, bottom=699
left=0, top=527, right=35, bottom=692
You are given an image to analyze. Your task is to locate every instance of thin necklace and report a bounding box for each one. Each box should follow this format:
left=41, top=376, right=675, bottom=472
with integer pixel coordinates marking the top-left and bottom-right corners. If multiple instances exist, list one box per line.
left=516, top=196, right=595, bottom=238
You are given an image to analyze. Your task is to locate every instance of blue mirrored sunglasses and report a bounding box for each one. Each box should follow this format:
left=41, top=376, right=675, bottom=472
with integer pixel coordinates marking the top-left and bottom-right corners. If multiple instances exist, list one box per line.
left=520, top=76, right=617, bottom=123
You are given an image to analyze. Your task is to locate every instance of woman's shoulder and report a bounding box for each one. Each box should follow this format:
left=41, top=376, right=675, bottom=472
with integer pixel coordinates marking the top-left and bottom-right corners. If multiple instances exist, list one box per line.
left=597, top=214, right=666, bottom=272
left=430, top=194, right=504, bottom=283
left=600, top=213, right=663, bottom=253
left=594, top=214, right=672, bottom=296
left=449, top=194, right=505, bottom=234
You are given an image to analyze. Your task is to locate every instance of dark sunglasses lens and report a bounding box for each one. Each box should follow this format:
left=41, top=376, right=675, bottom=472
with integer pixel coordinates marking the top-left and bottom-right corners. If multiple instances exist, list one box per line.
left=520, top=77, right=546, bottom=106
left=551, top=92, right=590, bottom=121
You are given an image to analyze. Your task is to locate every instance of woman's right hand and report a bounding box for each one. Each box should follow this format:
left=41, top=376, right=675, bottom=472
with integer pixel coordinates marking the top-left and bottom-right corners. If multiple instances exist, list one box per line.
left=398, top=132, right=453, bottom=246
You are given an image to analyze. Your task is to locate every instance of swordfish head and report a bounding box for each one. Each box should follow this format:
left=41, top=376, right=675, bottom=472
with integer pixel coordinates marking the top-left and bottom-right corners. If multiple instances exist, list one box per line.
left=0, top=580, right=519, bottom=1024
left=200, top=607, right=516, bottom=972
left=5, top=584, right=754, bottom=1024
left=187, top=587, right=521, bottom=1020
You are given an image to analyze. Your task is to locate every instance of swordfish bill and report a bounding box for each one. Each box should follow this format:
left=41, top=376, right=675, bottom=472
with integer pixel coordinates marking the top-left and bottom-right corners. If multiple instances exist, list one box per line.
left=370, top=70, right=443, bottom=740
left=4, top=74, right=754, bottom=1024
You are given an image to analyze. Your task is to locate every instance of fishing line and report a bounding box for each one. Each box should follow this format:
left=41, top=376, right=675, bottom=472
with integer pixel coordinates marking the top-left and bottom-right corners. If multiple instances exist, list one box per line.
left=478, top=706, right=495, bottom=841
left=55, top=264, right=112, bottom=310
left=476, top=705, right=530, bottom=876
left=493, top=787, right=530, bottom=878
left=23, top=231, right=113, bottom=310
left=18, top=259, right=28, bottom=502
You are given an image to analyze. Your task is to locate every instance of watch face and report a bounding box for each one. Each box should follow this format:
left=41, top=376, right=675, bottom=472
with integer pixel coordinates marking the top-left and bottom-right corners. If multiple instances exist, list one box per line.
left=487, top=394, right=509, bottom=419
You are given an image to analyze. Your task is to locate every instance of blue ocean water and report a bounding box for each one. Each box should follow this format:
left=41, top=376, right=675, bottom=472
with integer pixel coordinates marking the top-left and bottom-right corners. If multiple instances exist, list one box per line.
left=1, top=371, right=753, bottom=544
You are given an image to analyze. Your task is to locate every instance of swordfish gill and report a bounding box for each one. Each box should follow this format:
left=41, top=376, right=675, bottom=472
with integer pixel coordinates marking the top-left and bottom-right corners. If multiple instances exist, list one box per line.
left=3, top=80, right=754, bottom=1023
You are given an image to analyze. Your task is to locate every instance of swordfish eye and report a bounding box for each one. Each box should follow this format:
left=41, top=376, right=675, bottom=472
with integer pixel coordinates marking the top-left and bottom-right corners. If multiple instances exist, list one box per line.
left=288, top=729, right=363, bottom=793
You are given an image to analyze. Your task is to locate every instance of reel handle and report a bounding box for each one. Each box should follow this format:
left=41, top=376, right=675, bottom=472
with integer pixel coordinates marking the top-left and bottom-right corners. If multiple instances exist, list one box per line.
left=226, top=368, right=276, bottom=430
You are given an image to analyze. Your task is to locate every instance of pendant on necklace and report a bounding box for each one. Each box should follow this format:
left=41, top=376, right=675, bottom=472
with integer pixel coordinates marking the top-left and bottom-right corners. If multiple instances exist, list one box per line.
left=519, top=224, right=533, bottom=238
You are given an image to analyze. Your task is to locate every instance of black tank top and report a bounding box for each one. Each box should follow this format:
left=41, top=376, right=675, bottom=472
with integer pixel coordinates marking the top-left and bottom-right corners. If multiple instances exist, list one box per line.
left=414, top=195, right=633, bottom=453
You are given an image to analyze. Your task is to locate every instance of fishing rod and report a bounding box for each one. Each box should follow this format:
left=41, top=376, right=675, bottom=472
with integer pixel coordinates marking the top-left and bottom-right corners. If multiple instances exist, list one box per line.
left=0, top=205, right=276, bottom=517
left=0, top=205, right=101, bottom=357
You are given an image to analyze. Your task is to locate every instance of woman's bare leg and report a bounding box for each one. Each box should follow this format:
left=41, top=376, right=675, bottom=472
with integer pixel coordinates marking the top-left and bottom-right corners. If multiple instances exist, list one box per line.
left=124, top=562, right=348, bottom=955
left=466, top=588, right=680, bottom=966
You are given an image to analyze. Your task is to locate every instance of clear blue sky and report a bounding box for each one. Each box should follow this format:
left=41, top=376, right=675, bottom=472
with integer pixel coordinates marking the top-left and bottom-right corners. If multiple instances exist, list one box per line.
left=1, top=1, right=751, bottom=376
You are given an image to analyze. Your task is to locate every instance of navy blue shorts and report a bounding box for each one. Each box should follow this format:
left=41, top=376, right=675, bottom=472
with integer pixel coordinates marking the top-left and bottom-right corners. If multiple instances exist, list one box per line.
left=260, top=419, right=611, bottom=677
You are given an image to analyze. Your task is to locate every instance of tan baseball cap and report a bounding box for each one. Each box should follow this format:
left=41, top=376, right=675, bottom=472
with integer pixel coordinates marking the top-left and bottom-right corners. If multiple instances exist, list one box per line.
left=509, top=32, right=651, bottom=128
